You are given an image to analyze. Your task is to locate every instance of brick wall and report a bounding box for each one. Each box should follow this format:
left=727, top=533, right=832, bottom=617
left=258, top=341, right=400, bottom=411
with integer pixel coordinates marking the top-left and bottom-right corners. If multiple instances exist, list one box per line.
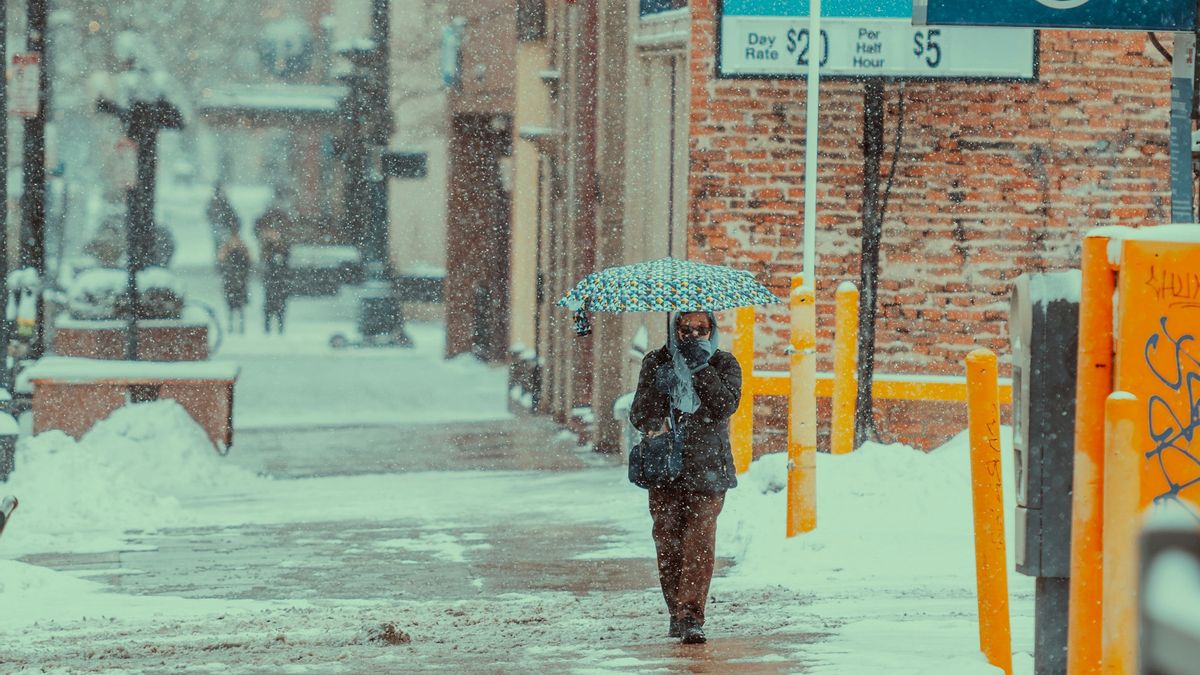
left=687, top=1, right=1172, bottom=448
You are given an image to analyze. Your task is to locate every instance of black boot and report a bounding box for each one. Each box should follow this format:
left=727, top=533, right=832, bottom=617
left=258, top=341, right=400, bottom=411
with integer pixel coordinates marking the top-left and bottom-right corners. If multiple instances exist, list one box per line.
left=679, top=618, right=706, bottom=644
left=668, top=617, right=680, bottom=638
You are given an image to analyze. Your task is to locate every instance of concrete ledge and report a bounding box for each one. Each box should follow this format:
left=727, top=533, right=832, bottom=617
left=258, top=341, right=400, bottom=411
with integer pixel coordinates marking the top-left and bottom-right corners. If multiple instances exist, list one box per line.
left=26, top=357, right=239, bottom=451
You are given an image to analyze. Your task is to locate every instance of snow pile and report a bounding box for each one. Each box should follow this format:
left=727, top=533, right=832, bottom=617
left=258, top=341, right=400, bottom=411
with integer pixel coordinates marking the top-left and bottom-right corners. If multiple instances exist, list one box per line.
left=67, top=266, right=182, bottom=298
left=3, top=401, right=261, bottom=551
left=0, top=557, right=103, bottom=597
left=722, top=431, right=1008, bottom=593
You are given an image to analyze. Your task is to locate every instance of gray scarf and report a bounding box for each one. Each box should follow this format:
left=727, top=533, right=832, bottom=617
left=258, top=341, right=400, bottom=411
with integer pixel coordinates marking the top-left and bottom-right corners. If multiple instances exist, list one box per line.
left=664, top=311, right=719, bottom=415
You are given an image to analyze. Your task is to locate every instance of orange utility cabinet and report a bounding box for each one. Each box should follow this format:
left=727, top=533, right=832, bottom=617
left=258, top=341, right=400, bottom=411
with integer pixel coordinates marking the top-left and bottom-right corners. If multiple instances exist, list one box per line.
left=1112, top=229, right=1200, bottom=514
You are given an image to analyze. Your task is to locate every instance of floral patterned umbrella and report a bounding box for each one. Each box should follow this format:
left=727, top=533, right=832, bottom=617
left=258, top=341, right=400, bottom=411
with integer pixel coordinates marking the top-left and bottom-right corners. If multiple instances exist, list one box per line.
left=558, top=256, right=781, bottom=335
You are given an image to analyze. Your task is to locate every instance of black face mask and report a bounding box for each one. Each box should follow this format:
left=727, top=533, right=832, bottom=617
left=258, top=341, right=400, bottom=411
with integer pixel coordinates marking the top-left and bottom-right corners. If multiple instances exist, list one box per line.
left=679, top=336, right=715, bottom=367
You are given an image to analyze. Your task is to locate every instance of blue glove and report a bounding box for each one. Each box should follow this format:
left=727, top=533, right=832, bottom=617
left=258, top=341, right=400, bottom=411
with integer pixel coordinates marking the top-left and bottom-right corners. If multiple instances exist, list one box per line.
left=679, top=338, right=715, bottom=372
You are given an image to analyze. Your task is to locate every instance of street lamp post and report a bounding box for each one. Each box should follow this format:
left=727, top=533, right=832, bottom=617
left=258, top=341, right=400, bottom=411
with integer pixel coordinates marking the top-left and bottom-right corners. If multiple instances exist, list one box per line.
left=18, top=0, right=48, bottom=360
left=335, top=0, right=412, bottom=346
left=96, top=35, right=183, bottom=360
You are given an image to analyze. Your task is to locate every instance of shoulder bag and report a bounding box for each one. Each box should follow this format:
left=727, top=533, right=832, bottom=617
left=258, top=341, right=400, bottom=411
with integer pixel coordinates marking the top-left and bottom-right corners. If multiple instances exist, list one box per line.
left=628, top=413, right=683, bottom=489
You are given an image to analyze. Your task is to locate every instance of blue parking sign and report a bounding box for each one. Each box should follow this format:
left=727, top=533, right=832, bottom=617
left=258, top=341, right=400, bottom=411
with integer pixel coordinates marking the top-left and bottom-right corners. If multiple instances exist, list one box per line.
left=916, top=0, right=1196, bottom=31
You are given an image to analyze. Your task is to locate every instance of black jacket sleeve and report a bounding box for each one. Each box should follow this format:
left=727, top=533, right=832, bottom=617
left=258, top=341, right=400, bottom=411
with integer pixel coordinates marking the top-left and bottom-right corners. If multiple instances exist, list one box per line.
left=630, top=350, right=669, bottom=434
left=690, top=351, right=742, bottom=424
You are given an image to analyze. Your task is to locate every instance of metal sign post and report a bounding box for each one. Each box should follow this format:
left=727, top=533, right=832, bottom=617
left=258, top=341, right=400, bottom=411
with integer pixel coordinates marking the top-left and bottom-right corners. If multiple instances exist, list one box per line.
left=1169, top=32, right=1195, bottom=223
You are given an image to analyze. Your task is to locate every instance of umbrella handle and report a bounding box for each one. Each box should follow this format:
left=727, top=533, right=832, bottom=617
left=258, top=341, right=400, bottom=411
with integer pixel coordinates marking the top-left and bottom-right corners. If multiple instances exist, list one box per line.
left=572, top=309, right=592, bottom=336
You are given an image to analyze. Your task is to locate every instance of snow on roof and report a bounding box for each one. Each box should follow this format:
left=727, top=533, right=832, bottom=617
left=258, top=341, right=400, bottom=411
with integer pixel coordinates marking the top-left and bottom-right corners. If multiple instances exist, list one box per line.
left=289, top=245, right=360, bottom=268
left=1086, top=223, right=1200, bottom=266
left=7, top=267, right=39, bottom=289
left=1120, top=223, right=1200, bottom=242
left=1030, top=269, right=1081, bottom=305
left=199, top=84, right=347, bottom=114
left=22, top=357, right=240, bottom=384
left=333, top=37, right=377, bottom=54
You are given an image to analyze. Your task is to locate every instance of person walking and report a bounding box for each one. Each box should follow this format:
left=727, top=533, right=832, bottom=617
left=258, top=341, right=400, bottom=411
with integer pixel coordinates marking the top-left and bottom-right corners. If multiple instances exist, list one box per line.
left=207, top=183, right=239, bottom=253
left=255, top=208, right=291, bottom=334
left=216, top=229, right=252, bottom=334
left=629, top=310, right=742, bottom=644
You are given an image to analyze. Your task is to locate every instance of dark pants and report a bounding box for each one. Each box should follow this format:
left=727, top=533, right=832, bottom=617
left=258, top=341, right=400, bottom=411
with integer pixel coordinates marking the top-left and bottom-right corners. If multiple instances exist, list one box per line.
left=648, top=487, right=725, bottom=625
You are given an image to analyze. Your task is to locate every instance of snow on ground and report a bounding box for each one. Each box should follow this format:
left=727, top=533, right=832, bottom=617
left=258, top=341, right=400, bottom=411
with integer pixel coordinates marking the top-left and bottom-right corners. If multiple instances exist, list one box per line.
left=0, top=388, right=1035, bottom=672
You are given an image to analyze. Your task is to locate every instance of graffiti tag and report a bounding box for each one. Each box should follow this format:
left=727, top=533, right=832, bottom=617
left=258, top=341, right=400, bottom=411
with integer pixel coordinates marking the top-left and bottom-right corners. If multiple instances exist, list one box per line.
left=1145, top=316, right=1200, bottom=514
left=1144, top=264, right=1200, bottom=309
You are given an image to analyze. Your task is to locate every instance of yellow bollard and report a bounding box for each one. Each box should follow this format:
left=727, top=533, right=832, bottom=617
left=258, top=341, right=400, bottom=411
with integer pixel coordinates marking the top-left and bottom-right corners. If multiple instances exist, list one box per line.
left=965, top=348, right=1013, bottom=675
left=1100, top=392, right=1142, bottom=675
left=831, top=282, right=859, bottom=455
left=787, top=276, right=817, bottom=537
left=1068, top=235, right=1117, bottom=675
left=730, top=305, right=756, bottom=474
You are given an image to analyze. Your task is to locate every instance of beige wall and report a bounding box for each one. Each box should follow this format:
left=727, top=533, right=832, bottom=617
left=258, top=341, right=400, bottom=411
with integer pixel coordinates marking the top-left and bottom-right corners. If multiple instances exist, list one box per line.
left=509, top=42, right=551, bottom=352
left=587, top=0, right=634, bottom=451
left=622, top=8, right=690, bottom=352
left=386, top=0, right=449, bottom=275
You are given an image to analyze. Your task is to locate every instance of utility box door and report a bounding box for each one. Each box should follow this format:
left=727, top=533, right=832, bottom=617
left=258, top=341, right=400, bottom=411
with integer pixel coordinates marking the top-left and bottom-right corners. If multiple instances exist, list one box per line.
left=1113, top=237, right=1200, bottom=516
left=1010, top=271, right=1080, bottom=578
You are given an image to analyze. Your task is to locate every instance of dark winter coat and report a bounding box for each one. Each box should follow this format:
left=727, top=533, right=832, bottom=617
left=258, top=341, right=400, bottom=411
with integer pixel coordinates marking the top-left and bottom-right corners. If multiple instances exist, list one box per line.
left=630, top=346, right=742, bottom=492
left=207, top=189, right=240, bottom=244
left=217, top=236, right=251, bottom=308
left=261, top=242, right=290, bottom=314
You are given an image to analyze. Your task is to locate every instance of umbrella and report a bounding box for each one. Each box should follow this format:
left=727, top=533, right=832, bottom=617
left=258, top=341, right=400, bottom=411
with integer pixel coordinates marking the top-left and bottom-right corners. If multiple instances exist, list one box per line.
left=558, top=256, right=781, bottom=335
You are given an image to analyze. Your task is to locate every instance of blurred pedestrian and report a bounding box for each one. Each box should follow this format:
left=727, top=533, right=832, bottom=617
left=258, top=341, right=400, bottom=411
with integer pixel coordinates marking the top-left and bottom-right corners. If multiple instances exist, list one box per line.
left=83, top=218, right=125, bottom=268
left=216, top=229, right=252, bottom=334
left=255, top=208, right=291, bottom=334
left=207, top=183, right=239, bottom=252
left=629, top=311, right=742, bottom=644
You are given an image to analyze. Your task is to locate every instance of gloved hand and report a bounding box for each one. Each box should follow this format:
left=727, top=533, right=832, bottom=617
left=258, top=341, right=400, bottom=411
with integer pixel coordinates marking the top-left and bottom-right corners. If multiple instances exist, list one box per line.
left=679, top=338, right=715, bottom=372
left=653, top=364, right=674, bottom=393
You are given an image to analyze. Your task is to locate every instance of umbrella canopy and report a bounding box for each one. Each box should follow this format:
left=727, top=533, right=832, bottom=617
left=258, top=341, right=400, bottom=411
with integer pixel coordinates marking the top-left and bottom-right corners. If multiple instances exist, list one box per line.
left=558, top=257, right=781, bottom=335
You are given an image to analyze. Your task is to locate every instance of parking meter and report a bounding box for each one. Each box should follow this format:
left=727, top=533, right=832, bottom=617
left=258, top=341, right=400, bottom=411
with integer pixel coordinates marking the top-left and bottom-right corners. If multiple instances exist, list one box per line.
left=1009, top=270, right=1080, bottom=675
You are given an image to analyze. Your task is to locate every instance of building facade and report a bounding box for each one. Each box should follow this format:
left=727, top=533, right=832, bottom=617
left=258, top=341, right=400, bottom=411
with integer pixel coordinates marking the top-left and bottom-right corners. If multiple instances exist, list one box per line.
left=505, top=1, right=1175, bottom=452
left=443, top=0, right=517, bottom=361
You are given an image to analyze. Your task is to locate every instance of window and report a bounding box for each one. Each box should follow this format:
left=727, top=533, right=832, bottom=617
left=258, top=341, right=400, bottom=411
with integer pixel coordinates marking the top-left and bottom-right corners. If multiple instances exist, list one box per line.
left=640, top=0, right=687, bottom=17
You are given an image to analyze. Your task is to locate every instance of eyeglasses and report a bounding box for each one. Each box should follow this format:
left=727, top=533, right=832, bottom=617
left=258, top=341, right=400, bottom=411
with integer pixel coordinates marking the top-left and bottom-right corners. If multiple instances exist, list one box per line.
left=678, top=325, right=711, bottom=339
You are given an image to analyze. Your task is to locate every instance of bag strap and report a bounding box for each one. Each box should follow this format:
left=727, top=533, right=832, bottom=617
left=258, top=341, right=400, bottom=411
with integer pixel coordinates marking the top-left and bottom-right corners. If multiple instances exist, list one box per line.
left=666, top=408, right=684, bottom=436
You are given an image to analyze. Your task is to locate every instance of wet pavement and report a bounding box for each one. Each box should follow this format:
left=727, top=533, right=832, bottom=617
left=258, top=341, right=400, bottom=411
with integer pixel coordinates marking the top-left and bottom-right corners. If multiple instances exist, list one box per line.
left=227, top=417, right=610, bottom=477
left=13, top=418, right=821, bottom=672
left=20, top=519, right=661, bottom=602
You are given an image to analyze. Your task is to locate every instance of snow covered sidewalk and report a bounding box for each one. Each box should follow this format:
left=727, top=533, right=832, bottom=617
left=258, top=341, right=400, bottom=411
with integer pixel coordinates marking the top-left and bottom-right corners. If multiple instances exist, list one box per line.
left=0, top=399, right=1033, bottom=672
left=0, top=267, right=1034, bottom=672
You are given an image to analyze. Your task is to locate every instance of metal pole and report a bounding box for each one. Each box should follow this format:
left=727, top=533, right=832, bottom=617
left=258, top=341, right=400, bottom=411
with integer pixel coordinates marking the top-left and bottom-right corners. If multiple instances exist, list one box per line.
left=855, top=80, right=885, bottom=445
left=124, top=114, right=162, bottom=361
left=0, top=5, right=9, bottom=390
left=368, top=0, right=391, bottom=277
left=801, top=0, right=820, bottom=284
left=1169, top=32, right=1195, bottom=223
left=20, top=0, right=47, bottom=358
